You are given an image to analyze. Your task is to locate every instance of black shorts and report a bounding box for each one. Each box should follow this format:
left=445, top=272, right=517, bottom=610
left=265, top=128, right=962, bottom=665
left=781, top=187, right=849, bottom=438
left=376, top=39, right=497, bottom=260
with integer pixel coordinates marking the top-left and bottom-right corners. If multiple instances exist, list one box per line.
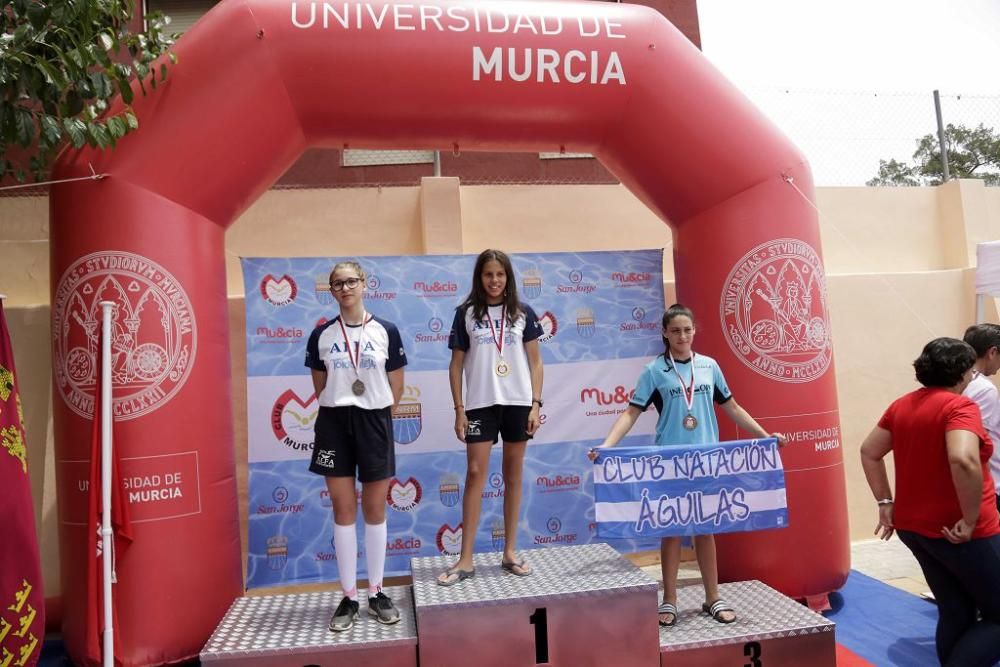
left=309, top=406, right=395, bottom=483
left=464, top=404, right=532, bottom=444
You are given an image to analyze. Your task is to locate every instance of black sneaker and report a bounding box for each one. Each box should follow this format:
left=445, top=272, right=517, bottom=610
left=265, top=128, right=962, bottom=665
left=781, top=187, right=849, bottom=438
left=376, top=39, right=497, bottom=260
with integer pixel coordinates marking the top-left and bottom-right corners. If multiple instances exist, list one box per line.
left=329, top=596, right=359, bottom=632
left=367, top=591, right=401, bottom=625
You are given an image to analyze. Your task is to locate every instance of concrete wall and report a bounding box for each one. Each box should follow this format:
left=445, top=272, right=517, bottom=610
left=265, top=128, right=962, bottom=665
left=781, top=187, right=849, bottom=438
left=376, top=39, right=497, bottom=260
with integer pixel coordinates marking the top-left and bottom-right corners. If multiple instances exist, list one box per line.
left=3, top=178, right=998, bottom=598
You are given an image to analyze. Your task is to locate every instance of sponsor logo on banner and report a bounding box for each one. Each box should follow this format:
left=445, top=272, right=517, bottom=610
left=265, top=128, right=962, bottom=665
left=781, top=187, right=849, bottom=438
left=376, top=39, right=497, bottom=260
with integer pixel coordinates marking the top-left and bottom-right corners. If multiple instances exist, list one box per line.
left=536, top=473, right=581, bottom=493
left=611, top=271, right=653, bottom=287
left=557, top=269, right=597, bottom=294
left=576, top=308, right=596, bottom=338
left=273, top=487, right=288, bottom=503
left=315, top=536, right=336, bottom=562
left=522, top=268, right=543, bottom=299
left=365, top=274, right=397, bottom=301
left=534, top=515, right=578, bottom=546
left=318, top=487, right=361, bottom=508
left=255, top=325, right=305, bottom=344
left=439, top=474, right=461, bottom=507
left=483, top=472, right=505, bottom=499
left=581, top=385, right=634, bottom=417
left=266, top=535, right=289, bottom=570
left=314, top=276, right=335, bottom=304
left=415, top=317, right=449, bottom=344
left=392, top=386, right=422, bottom=444
left=491, top=520, right=506, bottom=551
left=413, top=280, right=458, bottom=297
left=386, top=536, right=422, bottom=556
left=271, top=389, right=317, bottom=452
left=52, top=250, right=197, bottom=420
left=436, top=524, right=463, bottom=555
left=620, top=307, right=658, bottom=333
left=260, top=274, right=298, bottom=306
left=721, top=238, right=832, bottom=383
left=537, top=310, right=558, bottom=342
left=387, top=477, right=423, bottom=512
left=256, top=486, right=304, bottom=515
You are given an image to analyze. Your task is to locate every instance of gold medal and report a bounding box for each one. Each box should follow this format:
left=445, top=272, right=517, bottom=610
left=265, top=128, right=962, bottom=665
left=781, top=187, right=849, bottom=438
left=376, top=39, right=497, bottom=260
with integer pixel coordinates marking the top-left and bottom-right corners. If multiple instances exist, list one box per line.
left=683, top=414, right=698, bottom=431
left=495, top=359, right=510, bottom=377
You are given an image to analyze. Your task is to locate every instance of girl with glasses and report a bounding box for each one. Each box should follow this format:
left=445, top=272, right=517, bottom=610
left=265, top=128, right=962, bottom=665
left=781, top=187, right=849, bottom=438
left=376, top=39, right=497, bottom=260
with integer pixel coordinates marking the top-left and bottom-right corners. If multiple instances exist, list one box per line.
left=437, top=249, right=544, bottom=585
left=304, top=261, right=407, bottom=631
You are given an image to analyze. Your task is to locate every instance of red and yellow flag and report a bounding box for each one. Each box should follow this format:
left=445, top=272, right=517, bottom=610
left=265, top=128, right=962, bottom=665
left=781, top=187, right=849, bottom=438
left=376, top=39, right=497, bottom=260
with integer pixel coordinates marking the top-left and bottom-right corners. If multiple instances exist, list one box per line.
left=0, top=301, right=44, bottom=667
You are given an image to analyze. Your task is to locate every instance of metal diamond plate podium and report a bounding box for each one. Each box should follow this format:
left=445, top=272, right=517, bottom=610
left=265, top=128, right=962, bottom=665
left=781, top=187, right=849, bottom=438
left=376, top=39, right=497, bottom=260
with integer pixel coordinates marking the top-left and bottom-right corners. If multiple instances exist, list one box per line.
left=659, top=580, right=836, bottom=666
left=199, top=585, right=417, bottom=667
left=411, top=543, right=661, bottom=667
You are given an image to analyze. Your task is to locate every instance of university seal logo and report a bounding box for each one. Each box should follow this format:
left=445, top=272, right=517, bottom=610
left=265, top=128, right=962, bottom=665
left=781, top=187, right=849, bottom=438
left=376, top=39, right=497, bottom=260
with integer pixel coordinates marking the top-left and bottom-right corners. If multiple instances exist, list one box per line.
left=721, top=238, right=831, bottom=383
left=52, top=251, right=197, bottom=420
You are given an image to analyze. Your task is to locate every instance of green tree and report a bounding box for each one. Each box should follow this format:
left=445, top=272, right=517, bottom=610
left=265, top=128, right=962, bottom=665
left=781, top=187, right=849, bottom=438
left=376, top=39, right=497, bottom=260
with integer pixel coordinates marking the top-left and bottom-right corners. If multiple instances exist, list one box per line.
left=868, top=123, right=1000, bottom=186
left=0, top=0, right=176, bottom=183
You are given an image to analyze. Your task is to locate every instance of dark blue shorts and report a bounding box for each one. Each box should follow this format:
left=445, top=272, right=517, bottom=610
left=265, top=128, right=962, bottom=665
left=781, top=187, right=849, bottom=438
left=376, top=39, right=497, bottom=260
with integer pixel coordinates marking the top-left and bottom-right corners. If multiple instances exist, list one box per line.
left=464, top=404, right=532, bottom=444
left=309, top=405, right=395, bottom=483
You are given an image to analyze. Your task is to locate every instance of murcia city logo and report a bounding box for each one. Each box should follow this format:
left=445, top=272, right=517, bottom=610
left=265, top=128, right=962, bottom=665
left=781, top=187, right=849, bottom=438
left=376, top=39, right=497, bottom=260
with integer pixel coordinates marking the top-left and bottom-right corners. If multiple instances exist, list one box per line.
left=314, top=275, right=334, bottom=304
left=721, top=238, right=832, bottom=383
left=436, top=523, right=463, bottom=555
left=491, top=520, right=506, bottom=551
left=387, top=476, right=423, bottom=512
left=260, top=274, right=297, bottom=306
left=576, top=308, right=596, bottom=338
left=271, top=389, right=318, bottom=452
left=439, top=473, right=461, bottom=507
left=522, top=268, right=543, bottom=299
left=52, top=251, right=197, bottom=420
left=266, top=535, right=289, bottom=570
left=391, top=385, right=422, bottom=444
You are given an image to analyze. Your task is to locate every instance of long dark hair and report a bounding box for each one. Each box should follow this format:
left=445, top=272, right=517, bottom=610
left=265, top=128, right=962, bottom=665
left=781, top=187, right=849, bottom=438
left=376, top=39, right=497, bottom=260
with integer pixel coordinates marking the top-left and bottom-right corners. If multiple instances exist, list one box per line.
left=661, top=303, right=695, bottom=354
left=460, top=249, right=522, bottom=325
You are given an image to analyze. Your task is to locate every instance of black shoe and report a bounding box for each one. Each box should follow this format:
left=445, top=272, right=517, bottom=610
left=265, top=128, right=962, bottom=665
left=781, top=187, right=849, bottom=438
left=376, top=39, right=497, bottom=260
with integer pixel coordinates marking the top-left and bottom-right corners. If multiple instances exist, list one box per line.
left=329, top=596, right=360, bottom=632
left=367, top=591, right=401, bottom=625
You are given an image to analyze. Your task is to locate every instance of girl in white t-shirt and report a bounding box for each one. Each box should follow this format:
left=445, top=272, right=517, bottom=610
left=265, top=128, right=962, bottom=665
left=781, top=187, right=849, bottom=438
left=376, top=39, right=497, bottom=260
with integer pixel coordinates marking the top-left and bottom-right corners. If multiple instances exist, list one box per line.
left=437, top=249, right=544, bottom=585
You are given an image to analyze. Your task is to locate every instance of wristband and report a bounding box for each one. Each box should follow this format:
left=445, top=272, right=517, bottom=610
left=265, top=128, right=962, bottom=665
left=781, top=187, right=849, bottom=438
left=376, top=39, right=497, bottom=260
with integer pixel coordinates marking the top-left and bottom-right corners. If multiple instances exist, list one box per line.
left=532, top=397, right=544, bottom=407
left=877, top=498, right=894, bottom=506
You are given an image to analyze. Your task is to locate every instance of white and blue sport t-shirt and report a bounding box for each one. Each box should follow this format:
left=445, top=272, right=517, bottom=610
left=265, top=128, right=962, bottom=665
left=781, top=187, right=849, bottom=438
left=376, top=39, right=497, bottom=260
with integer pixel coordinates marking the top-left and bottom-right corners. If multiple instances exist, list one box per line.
left=630, top=353, right=732, bottom=446
left=449, top=303, right=542, bottom=411
left=304, top=314, right=407, bottom=410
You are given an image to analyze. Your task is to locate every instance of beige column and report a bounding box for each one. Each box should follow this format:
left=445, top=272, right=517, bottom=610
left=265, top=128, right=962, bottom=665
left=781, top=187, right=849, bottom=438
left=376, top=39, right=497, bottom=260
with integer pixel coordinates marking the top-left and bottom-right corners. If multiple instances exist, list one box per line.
left=419, top=177, right=463, bottom=254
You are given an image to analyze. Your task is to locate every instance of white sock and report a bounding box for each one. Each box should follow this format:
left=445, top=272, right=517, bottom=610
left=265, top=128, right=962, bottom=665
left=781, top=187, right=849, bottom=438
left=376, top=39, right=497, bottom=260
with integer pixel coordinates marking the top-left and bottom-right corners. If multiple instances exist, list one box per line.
left=365, top=520, right=388, bottom=596
left=333, top=522, right=357, bottom=599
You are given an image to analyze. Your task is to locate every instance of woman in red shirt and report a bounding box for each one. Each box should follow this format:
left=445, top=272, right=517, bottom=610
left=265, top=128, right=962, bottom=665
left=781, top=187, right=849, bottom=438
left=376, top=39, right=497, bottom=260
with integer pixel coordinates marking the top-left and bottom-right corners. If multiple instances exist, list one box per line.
left=860, top=337, right=1000, bottom=667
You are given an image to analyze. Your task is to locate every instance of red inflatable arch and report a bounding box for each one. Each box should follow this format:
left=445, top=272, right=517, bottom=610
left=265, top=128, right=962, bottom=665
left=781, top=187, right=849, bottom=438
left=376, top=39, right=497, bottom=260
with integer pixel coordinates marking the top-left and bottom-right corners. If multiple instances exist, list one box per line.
left=50, top=0, right=849, bottom=663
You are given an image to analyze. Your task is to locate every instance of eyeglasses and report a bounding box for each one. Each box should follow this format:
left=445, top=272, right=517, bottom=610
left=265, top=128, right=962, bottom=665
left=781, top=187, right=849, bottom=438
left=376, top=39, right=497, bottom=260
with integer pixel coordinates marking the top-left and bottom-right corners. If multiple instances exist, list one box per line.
left=330, top=277, right=362, bottom=292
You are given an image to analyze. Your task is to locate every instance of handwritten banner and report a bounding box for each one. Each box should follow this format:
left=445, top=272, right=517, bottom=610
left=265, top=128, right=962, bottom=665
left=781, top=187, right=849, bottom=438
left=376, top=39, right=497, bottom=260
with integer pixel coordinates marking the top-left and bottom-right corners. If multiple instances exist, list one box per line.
left=592, top=439, right=788, bottom=539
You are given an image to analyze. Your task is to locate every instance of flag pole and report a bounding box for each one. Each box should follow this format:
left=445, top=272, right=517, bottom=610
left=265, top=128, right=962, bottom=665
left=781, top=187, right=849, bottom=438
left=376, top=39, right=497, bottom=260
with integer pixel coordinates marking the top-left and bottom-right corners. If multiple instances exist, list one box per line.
left=99, top=301, right=114, bottom=667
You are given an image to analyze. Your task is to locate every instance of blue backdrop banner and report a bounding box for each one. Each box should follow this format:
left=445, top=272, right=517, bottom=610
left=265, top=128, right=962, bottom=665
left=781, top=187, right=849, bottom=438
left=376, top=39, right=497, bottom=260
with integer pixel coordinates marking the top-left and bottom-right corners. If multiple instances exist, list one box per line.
left=242, top=250, right=665, bottom=589
left=593, top=439, right=788, bottom=539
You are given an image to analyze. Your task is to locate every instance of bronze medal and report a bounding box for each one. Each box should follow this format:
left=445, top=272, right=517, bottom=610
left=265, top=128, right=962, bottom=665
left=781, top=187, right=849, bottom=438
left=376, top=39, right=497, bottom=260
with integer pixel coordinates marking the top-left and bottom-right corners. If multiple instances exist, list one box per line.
left=351, top=379, right=366, bottom=396
left=683, top=413, right=698, bottom=431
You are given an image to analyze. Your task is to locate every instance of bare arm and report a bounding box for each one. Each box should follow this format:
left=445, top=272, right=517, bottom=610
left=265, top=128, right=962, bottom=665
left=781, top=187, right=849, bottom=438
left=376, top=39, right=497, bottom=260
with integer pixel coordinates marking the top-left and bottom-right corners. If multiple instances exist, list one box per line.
left=943, top=429, right=984, bottom=543
left=387, top=368, right=404, bottom=407
left=310, top=369, right=326, bottom=399
left=588, top=405, right=644, bottom=460
left=859, top=426, right=895, bottom=540
left=719, top=398, right=788, bottom=444
left=449, top=349, right=467, bottom=442
left=525, top=339, right=544, bottom=436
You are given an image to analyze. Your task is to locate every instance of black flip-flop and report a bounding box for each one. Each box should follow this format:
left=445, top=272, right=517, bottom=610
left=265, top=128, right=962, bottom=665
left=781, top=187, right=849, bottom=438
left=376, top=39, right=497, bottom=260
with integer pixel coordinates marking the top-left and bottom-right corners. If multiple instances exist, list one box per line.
left=657, top=602, right=678, bottom=627
left=501, top=558, right=533, bottom=577
left=702, top=599, right=736, bottom=624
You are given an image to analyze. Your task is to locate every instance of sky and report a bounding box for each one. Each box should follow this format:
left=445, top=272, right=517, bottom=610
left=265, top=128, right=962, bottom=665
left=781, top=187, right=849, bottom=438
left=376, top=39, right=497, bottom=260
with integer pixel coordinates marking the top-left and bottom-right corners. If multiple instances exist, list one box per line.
left=696, top=0, right=1000, bottom=184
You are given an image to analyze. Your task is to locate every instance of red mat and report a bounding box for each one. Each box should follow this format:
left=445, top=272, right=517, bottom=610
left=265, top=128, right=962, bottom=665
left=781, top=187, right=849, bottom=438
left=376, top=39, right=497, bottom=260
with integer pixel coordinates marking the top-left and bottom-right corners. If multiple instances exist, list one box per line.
left=837, top=643, right=875, bottom=667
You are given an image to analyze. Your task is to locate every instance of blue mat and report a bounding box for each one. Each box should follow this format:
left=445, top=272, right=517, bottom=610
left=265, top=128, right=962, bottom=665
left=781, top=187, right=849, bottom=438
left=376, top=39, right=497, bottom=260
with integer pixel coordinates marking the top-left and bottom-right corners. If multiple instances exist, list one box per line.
left=826, top=569, right=938, bottom=666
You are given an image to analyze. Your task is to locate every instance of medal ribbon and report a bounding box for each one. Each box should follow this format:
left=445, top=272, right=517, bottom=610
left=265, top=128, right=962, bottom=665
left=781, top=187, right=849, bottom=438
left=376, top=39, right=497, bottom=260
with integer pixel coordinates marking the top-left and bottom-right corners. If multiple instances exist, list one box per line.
left=668, top=351, right=696, bottom=415
left=485, top=304, right=506, bottom=360
left=337, top=311, right=370, bottom=378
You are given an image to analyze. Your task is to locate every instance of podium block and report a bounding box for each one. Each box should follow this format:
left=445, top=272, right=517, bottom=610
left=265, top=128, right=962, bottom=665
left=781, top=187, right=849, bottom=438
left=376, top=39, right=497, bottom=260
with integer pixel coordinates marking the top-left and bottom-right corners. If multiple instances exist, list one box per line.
left=199, top=585, right=417, bottom=667
left=411, top=543, right=660, bottom=667
left=659, top=580, right=835, bottom=666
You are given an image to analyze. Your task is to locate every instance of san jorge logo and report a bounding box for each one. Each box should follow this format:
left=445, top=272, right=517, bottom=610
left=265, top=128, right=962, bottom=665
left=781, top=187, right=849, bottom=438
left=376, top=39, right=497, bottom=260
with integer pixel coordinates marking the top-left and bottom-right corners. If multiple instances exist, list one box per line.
left=620, top=306, right=658, bottom=333
left=365, top=274, right=397, bottom=301
left=260, top=274, right=298, bottom=306
left=415, top=317, right=449, bottom=344
left=52, top=251, right=196, bottom=421
left=387, top=476, right=423, bottom=512
left=721, top=238, right=832, bottom=383
left=271, top=389, right=317, bottom=452
left=557, top=269, right=597, bottom=294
